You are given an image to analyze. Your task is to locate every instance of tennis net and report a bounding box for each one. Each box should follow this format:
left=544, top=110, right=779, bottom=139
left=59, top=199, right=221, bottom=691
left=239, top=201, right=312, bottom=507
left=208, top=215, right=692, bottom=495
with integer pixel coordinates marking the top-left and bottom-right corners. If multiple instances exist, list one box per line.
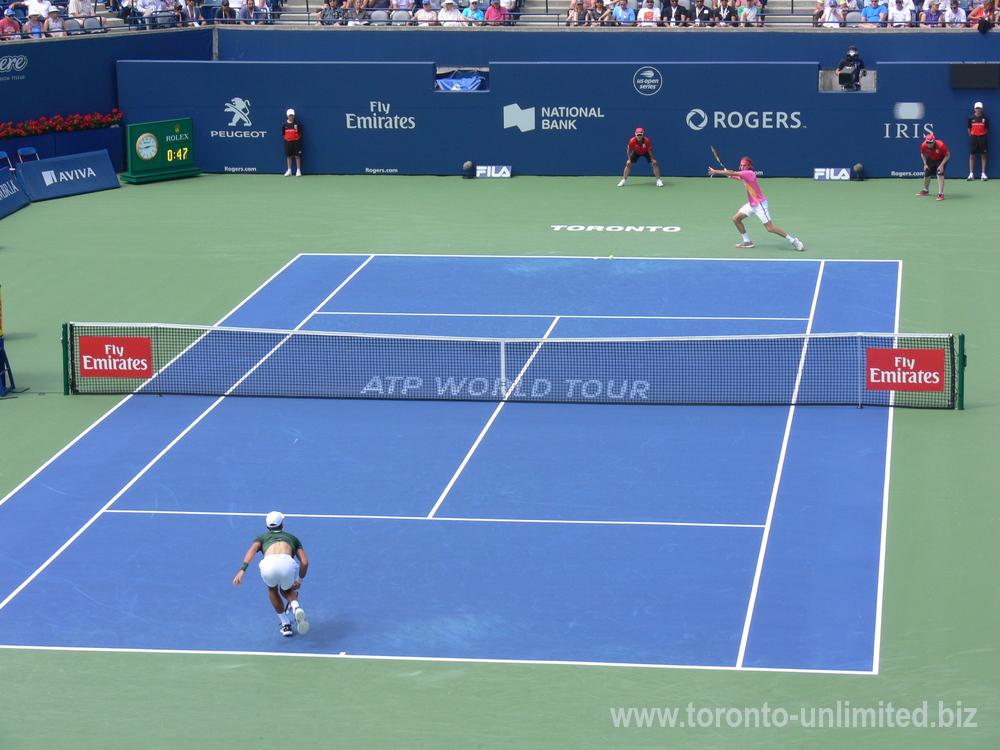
left=62, top=322, right=965, bottom=409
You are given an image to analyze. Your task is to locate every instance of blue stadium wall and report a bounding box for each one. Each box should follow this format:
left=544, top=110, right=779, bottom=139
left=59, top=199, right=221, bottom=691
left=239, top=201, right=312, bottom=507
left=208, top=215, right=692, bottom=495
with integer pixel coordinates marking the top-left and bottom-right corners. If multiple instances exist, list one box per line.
left=5, top=29, right=999, bottom=177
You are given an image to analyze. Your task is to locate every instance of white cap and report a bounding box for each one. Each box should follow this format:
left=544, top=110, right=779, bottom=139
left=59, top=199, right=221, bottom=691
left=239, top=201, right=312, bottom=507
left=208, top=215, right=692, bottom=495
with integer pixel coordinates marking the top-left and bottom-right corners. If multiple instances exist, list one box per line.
left=265, top=511, right=285, bottom=529
left=974, top=101, right=983, bottom=109
left=286, top=108, right=295, bottom=117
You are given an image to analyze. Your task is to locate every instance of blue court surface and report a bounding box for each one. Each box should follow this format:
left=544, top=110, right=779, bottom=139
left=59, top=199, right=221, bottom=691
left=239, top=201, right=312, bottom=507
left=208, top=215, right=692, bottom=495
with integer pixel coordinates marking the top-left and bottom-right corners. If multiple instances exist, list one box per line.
left=0, top=254, right=900, bottom=673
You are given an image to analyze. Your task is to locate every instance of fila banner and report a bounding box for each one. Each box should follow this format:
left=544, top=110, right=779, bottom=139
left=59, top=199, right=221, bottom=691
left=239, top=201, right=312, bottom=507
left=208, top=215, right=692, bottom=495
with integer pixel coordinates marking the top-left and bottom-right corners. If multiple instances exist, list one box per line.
left=16, top=150, right=120, bottom=202
left=0, top=172, right=30, bottom=220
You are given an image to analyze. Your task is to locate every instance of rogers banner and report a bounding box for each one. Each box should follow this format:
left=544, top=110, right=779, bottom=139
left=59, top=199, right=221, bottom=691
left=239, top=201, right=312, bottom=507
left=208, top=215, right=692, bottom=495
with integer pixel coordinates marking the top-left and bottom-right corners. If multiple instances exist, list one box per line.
left=78, top=336, right=153, bottom=378
left=866, top=348, right=945, bottom=392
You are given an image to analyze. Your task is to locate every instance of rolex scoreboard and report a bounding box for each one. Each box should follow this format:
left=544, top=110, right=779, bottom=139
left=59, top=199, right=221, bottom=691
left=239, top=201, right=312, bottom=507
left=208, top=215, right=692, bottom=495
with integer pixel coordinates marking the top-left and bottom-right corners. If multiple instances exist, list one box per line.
left=121, top=118, right=202, bottom=184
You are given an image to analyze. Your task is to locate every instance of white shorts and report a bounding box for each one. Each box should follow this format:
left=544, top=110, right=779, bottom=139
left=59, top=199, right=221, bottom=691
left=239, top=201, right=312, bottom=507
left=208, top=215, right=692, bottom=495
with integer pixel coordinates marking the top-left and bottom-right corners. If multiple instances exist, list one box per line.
left=259, top=554, right=300, bottom=590
left=738, top=200, right=772, bottom=225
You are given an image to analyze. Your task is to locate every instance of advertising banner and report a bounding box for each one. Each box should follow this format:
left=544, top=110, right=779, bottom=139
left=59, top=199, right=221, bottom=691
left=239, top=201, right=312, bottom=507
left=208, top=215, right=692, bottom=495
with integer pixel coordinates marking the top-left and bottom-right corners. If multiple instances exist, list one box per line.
left=16, top=150, right=120, bottom=202
left=118, top=60, right=993, bottom=178
left=0, top=172, right=30, bottom=221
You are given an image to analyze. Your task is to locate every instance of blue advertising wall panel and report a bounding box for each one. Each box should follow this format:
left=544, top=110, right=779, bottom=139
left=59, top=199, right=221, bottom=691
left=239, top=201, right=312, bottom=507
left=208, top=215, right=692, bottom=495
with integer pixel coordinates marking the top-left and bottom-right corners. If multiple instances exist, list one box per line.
left=0, top=31, right=212, bottom=125
left=16, top=151, right=120, bottom=202
left=118, top=59, right=998, bottom=177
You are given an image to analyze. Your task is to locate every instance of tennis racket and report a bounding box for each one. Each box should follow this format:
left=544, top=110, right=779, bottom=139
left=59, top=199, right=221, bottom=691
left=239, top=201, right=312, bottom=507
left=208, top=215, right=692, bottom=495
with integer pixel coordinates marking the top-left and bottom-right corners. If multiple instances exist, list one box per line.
left=710, top=146, right=726, bottom=177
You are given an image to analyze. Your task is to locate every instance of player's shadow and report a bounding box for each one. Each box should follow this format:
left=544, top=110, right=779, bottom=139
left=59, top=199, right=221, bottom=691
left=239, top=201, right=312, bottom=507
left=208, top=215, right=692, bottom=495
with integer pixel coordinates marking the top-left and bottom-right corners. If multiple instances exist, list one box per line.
left=300, top=615, right=357, bottom=647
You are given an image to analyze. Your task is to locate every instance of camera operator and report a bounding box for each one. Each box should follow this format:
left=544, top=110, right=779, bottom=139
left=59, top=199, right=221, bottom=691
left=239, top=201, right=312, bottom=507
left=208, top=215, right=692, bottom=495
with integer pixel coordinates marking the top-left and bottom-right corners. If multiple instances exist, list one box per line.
left=836, top=45, right=867, bottom=92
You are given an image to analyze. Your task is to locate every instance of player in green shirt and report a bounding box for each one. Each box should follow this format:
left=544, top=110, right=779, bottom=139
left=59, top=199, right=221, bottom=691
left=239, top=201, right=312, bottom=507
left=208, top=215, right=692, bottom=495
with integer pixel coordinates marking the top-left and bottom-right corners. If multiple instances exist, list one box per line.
left=233, top=511, right=310, bottom=637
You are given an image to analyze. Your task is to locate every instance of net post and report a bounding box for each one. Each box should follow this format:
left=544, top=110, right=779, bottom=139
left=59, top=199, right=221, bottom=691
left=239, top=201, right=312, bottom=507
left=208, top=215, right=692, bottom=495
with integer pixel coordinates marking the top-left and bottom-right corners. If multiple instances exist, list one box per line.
left=62, top=322, right=70, bottom=396
left=957, top=333, right=965, bottom=410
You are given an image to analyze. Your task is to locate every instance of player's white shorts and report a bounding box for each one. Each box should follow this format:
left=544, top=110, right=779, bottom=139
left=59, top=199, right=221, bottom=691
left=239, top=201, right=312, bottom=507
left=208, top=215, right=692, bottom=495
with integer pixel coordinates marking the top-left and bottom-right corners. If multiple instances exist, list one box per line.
left=259, top=554, right=300, bottom=590
left=738, top=200, right=772, bottom=224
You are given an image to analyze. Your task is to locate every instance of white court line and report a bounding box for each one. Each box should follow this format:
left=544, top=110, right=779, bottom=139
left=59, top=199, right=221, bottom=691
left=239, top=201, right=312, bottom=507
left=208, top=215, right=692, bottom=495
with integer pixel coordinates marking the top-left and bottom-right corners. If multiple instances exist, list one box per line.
left=0, top=643, right=876, bottom=675
left=0, top=255, right=375, bottom=612
left=314, top=311, right=808, bottom=321
left=734, top=260, right=827, bottom=669
left=300, top=252, right=900, bottom=265
left=426, top=316, right=561, bottom=519
left=104, top=508, right=765, bottom=529
left=871, top=261, right=903, bottom=675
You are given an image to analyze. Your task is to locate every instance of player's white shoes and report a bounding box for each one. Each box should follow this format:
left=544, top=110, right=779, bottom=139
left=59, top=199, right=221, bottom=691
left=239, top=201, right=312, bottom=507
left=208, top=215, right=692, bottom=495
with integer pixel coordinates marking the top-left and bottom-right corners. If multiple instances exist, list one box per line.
left=792, top=238, right=805, bottom=252
left=294, top=606, right=309, bottom=635
left=967, top=173, right=974, bottom=181
left=296, top=170, right=302, bottom=177
left=735, top=241, right=754, bottom=249
left=656, top=179, right=663, bottom=187
left=284, top=169, right=292, bottom=177
left=617, top=179, right=626, bottom=187
left=280, top=623, right=293, bottom=637
left=983, top=174, right=989, bottom=182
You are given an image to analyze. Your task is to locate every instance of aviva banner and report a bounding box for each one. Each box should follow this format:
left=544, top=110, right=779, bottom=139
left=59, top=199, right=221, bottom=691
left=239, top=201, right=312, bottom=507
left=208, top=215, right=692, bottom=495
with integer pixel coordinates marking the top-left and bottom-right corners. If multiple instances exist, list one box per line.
left=118, top=60, right=994, bottom=178
left=16, top=150, right=120, bottom=202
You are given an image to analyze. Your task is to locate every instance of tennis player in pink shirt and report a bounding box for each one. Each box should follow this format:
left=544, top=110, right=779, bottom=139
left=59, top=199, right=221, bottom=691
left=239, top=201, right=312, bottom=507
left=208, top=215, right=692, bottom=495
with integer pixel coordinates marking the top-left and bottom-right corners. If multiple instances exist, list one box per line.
left=708, top=157, right=805, bottom=251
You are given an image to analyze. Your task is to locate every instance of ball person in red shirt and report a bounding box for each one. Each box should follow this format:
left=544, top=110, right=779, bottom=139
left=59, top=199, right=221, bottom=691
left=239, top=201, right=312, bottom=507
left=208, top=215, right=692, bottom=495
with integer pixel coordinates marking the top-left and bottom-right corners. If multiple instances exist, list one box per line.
left=918, top=132, right=950, bottom=200
left=617, top=127, right=663, bottom=187
left=282, top=108, right=303, bottom=177
left=967, top=101, right=988, bottom=182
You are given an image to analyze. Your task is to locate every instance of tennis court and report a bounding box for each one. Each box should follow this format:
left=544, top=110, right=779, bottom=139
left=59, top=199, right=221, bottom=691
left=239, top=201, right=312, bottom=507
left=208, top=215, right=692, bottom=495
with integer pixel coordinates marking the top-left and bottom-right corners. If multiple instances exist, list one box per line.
left=1, top=253, right=900, bottom=671
left=1, top=173, right=996, bottom=750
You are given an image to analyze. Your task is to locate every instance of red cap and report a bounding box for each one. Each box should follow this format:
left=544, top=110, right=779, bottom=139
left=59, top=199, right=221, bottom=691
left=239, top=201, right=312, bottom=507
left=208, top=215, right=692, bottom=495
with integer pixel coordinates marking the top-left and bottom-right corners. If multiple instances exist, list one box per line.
left=924, top=133, right=935, bottom=141
left=635, top=127, right=644, bottom=135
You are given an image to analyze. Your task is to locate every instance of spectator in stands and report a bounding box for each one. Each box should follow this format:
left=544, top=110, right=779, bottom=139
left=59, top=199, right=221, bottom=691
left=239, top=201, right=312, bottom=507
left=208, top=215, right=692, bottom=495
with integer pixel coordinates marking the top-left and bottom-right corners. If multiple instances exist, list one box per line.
left=68, top=0, right=108, bottom=25
left=0, top=8, right=21, bottom=38
left=344, top=0, right=369, bottom=21
left=462, top=0, right=484, bottom=22
left=370, top=0, right=392, bottom=11
left=633, top=0, right=658, bottom=25
left=180, top=0, right=203, bottom=23
left=714, top=0, right=739, bottom=24
left=661, top=0, right=687, bottom=25
left=484, top=0, right=511, bottom=22
left=410, top=0, right=437, bottom=21
left=859, top=0, right=886, bottom=24
left=588, top=0, right=612, bottom=22
left=566, top=0, right=587, bottom=23
left=820, top=0, right=843, bottom=24
left=24, top=11, right=44, bottom=34
left=438, top=0, right=464, bottom=22
left=919, top=0, right=944, bottom=21
left=738, top=0, right=762, bottom=25
left=239, top=0, right=264, bottom=22
left=836, top=45, right=866, bottom=90
left=216, top=0, right=237, bottom=21
left=320, top=0, right=348, bottom=20
left=611, top=0, right=635, bottom=23
left=943, top=0, right=966, bottom=22
left=42, top=6, right=66, bottom=35
left=26, top=0, right=52, bottom=17
left=392, top=0, right=413, bottom=10
left=134, top=0, right=160, bottom=27
left=887, top=0, right=912, bottom=22
left=812, top=0, right=826, bottom=23
left=688, top=0, right=712, bottom=22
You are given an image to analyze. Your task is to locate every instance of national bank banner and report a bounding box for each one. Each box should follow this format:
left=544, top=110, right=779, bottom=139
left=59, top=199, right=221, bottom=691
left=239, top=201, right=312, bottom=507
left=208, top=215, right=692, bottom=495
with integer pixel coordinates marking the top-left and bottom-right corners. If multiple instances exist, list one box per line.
left=16, top=150, right=120, bottom=202
left=0, top=173, right=30, bottom=220
left=118, top=60, right=995, bottom=178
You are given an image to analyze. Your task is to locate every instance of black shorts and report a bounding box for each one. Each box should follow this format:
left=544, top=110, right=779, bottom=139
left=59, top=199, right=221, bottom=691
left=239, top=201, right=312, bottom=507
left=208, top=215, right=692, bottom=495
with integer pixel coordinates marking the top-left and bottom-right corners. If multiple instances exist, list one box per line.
left=284, top=139, right=302, bottom=157
left=925, top=158, right=944, bottom=178
left=970, top=135, right=988, bottom=155
left=628, top=150, right=653, bottom=164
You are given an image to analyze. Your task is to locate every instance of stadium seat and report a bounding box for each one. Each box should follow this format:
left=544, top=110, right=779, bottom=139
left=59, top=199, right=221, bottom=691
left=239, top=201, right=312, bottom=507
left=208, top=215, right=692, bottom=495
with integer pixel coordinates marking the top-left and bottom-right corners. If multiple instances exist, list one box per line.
left=17, top=147, right=39, bottom=162
left=201, top=0, right=220, bottom=21
left=83, top=15, right=105, bottom=29
left=370, top=8, right=389, bottom=22
left=844, top=9, right=861, bottom=23
left=154, top=9, right=177, bottom=26
left=65, top=16, right=84, bottom=32
left=390, top=8, right=410, bottom=21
